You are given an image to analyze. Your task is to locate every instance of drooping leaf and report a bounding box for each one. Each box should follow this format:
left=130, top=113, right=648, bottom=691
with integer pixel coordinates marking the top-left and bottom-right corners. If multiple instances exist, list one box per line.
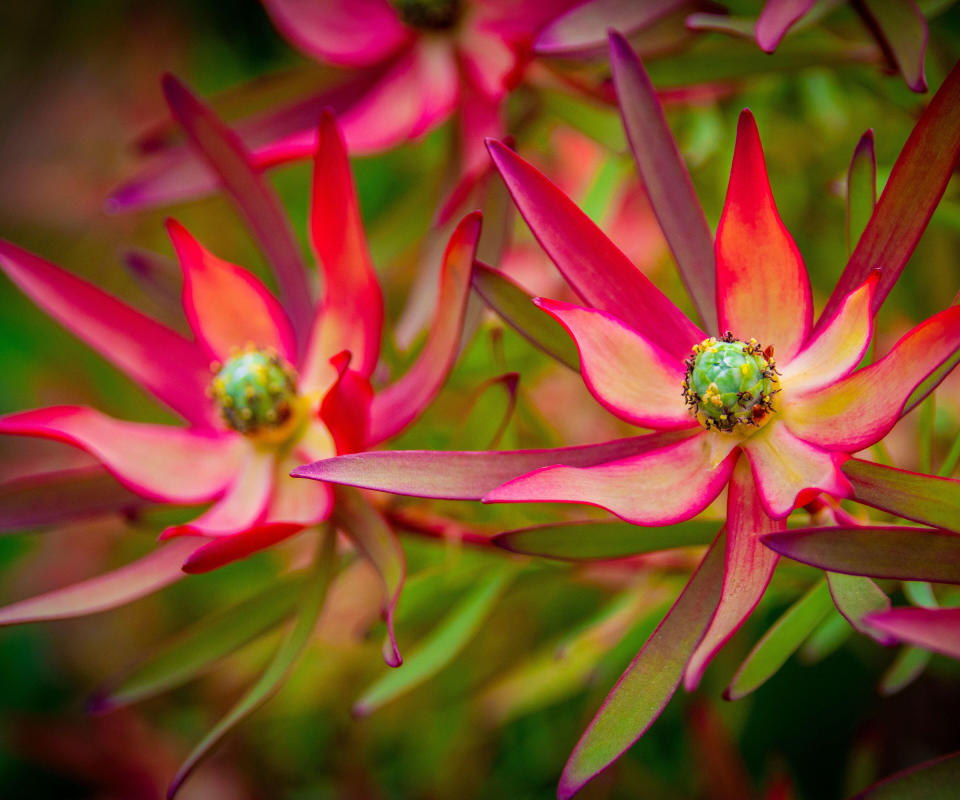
left=725, top=579, right=832, bottom=700
left=471, top=261, right=579, bottom=370
left=853, top=751, right=960, bottom=799
left=167, top=528, right=337, bottom=798
left=843, top=459, right=960, bottom=533
left=857, top=0, right=928, bottom=92
left=494, top=518, right=716, bottom=561
left=91, top=577, right=302, bottom=711
left=879, top=645, right=931, bottom=696
left=763, top=527, right=960, bottom=584
left=558, top=531, right=725, bottom=799
left=353, top=565, right=514, bottom=717
left=847, top=130, right=877, bottom=256
left=827, top=572, right=894, bottom=644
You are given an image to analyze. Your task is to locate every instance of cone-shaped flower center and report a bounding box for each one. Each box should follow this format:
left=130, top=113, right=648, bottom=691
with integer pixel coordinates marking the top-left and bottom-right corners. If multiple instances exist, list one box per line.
left=682, top=333, right=780, bottom=433
left=210, top=347, right=299, bottom=436
left=392, top=0, right=462, bottom=30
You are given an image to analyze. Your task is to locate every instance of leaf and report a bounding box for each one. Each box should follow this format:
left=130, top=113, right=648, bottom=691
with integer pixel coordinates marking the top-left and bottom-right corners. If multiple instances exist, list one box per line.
left=847, top=130, right=877, bottom=256
left=494, top=518, right=717, bottom=561
left=0, top=468, right=141, bottom=533
left=827, top=571, right=894, bottom=644
left=903, top=292, right=960, bottom=414
left=725, top=579, right=832, bottom=700
left=160, top=75, right=313, bottom=342
left=333, top=487, right=406, bottom=668
left=864, top=606, right=960, bottom=660
left=799, top=610, right=852, bottom=664
left=816, top=61, right=960, bottom=329
left=167, top=528, right=337, bottom=798
left=879, top=645, right=931, bottom=696
left=857, top=0, right=928, bottom=92
left=763, top=527, right=960, bottom=584
left=91, top=577, right=302, bottom=711
left=843, top=459, right=960, bottom=533
left=353, top=565, right=513, bottom=717
left=755, top=0, right=818, bottom=52
left=558, top=531, right=725, bottom=800
left=853, top=751, right=960, bottom=799
left=471, top=261, right=579, bottom=370
left=608, top=33, right=717, bottom=332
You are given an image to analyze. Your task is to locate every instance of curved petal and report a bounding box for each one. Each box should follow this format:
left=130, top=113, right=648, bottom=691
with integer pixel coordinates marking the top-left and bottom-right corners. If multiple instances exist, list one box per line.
left=166, top=220, right=296, bottom=363
left=368, top=212, right=480, bottom=444
left=0, top=539, right=199, bottom=626
left=458, top=24, right=516, bottom=99
left=484, top=433, right=738, bottom=526
left=755, top=0, right=817, bottom=53
left=319, top=353, right=373, bottom=454
left=181, top=524, right=304, bottom=574
left=301, top=112, right=383, bottom=391
left=780, top=274, right=877, bottom=395
left=162, top=447, right=275, bottom=538
left=262, top=0, right=411, bottom=67
left=0, top=240, right=215, bottom=427
left=741, top=422, right=852, bottom=518
left=783, top=305, right=960, bottom=452
left=685, top=457, right=781, bottom=689
left=535, top=298, right=694, bottom=429
left=716, top=111, right=812, bottom=363
left=486, top=139, right=704, bottom=362
left=0, top=406, right=240, bottom=504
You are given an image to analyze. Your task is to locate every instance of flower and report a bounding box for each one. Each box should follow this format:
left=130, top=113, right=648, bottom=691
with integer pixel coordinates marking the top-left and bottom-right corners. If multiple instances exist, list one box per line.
left=0, top=109, right=477, bottom=608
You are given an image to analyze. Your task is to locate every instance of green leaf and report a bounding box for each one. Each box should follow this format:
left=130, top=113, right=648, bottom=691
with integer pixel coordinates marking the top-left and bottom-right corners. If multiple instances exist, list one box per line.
left=558, top=531, right=725, bottom=800
left=843, top=459, right=960, bottom=533
left=471, top=262, right=579, bottom=370
left=799, top=610, right=853, bottom=664
left=725, top=579, right=832, bottom=700
left=167, top=528, right=337, bottom=798
left=904, top=581, right=938, bottom=608
left=94, top=576, right=303, bottom=710
left=494, top=518, right=717, bottom=561
left=853, top=751, right=960, bottom=799
left=846, top=131, right=877, bottom=256
left=827, top=572, right=892, bottom=643
left=353, top=565, right=514, bottom=716
left=879, top=645, right=932, bottom=696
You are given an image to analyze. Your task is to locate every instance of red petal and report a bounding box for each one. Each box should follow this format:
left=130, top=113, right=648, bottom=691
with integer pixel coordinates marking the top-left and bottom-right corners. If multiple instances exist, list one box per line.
left=181, top=524, right=303, bottom=574
left=319, top=353, right=373, bottom=454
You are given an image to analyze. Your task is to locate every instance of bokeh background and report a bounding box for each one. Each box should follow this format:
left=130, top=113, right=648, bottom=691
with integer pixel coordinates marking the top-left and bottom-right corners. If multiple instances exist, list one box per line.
left=1, top=2, right=960, bottom=798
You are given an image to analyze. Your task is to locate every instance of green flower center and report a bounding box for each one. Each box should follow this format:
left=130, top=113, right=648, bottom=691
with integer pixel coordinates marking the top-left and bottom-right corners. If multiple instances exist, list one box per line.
left=210, top=347, right=299, bottom=435
left=681, top=333, right=780, bottom=433
left=391, top=0, right=462, bottom=30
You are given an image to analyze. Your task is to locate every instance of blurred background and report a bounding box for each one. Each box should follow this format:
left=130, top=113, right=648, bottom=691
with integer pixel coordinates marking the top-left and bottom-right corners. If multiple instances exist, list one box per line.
left=1, top=1, right=960, bottom=798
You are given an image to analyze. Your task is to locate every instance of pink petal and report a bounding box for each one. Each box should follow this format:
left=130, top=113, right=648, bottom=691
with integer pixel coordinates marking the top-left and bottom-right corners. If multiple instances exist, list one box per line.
left=716, top=110, right=812, bottom=363
left=270, top=456, right=335, bottom=527
left=319, top=353, right=373, bottom=454
left=166, top=220, right=296, bottom=363
left=0, top=539, right=199, bottom=626
left=301, top=112, right=383, bottom=391
left=742, top=422, right=851, bottom=518
left=181, top=523, right=304, bottom=574
left=685, top=457, right=781, bottom=689
left=262, top=0, right=410, bottom=67
left=534, top=298, right=695, bottom=429
left=783, top=305, right=960, bottom=452
left=368, top=212, right=481, bottom=444
left=755, top=0, right=817, bottom=53
left=487, top=139, right=704, bottom=362
left=162, top=447, right=274, bottom=538
left=864, top=607, right=960, bottom=660
left=485, top=433, right=738, bottom=525
left=0, top=240, right=215, bottom=428
left=458, top=24, right=517, bottom=99
left=161, top=76, right=314, bottom=341
left=0, top=407, right=240, bottom=504
left=779, top=274, right=877, bottom=395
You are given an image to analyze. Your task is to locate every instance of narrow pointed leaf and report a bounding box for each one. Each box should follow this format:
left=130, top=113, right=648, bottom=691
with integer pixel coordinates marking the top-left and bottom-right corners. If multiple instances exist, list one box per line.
left=333, top=487, right=405, bottom=668
left=858, top=0, right=929, bottom=92
left=471, top=261, right=579, bottom=370
left=756, top=0, right=818, bottom=52
left=353, top=565, right=513, bottom=717
left=167, top=528, right=336, bottom=798
left=879, top=645, right=931, bottom=695
left=161, top=75, right=313, bottom=340
left=725, top=579, right=832, bottom=701
left=494, top=518, right=717, bottom=561
left=558, top=532, right=725, bottom=800
left=865, top=606, right=960, bottom=660
left=763, top=527, right=960, bottom=584
left=292, top=430, right=692, bottom=500
left=608, top=33, right=716, bottom=332
left=92, top=577, right=302, bottom=710
left=827, top=571, right=894, bottom=643
left=853, top=751, right=960, bottom=799
left=816, top=61, right=960, bottom=329
left=847, top=130, right=877, bottom=256
left=0, top=468, right=141, bottom=533
left=0, top=539, right=198, bottom=626
left=843, top=459, right=960, bottom=533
